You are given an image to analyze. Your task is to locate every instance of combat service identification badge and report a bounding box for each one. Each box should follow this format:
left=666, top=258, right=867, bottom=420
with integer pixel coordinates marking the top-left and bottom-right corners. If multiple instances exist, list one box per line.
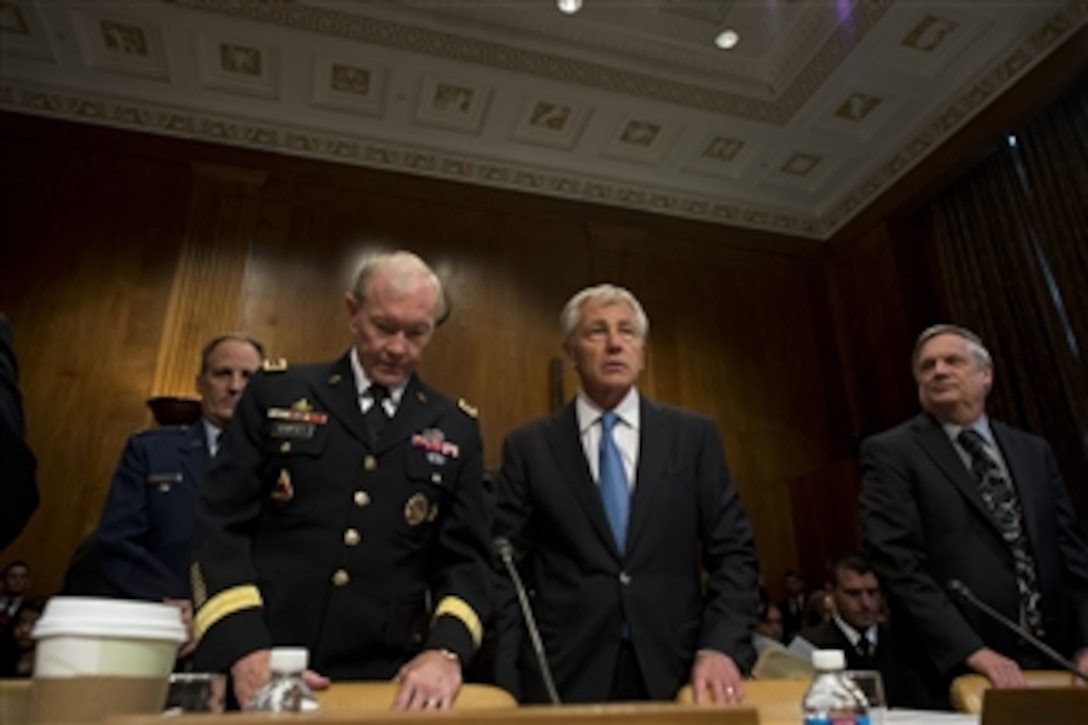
left=404, top=493, right=429, bottom=526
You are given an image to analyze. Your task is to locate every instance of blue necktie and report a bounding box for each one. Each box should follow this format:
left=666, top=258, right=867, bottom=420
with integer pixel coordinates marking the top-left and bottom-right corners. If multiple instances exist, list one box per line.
left=598, top=411, right=629, bottom=551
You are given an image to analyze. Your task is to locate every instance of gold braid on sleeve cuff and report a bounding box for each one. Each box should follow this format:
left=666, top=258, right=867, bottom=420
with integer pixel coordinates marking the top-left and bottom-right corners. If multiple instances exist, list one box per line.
left=433, top=595, right=482, bottom=647
left=193, top=585, right=263, bottom=641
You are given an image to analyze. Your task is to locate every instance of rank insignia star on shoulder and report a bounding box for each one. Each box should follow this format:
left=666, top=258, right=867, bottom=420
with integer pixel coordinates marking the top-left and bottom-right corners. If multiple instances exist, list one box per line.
left=457, top=398, right=478, bottom=419
left=262, top=358, right=288, bottom=372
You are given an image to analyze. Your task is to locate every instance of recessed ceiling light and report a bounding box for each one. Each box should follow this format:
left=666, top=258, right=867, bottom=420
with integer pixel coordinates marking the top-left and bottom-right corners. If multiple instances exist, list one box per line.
left=557, top=0, right=583, bottom=15
left=715, top=29, right=740, bottom=50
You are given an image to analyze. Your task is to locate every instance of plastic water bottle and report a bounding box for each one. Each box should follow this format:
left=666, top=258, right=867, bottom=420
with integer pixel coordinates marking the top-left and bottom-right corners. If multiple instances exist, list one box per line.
left=247, top=647, right=321, bottom=712
left=801, top=649, right=870, bottom=725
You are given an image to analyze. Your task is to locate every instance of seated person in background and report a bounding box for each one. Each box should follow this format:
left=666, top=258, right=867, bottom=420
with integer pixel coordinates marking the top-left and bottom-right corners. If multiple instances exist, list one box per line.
left=753, top=590, right=786, bottom=655
left=778, top=570, right=807, bottom=642
left=802, top=589, right=832, bottom=629
left=0, top=560, right=32, bottom=632
left=792, top=554, right=899, bottom=703
left=95, top=334, right=263, bottom=656
left=0, top=597, right=46, bottom=677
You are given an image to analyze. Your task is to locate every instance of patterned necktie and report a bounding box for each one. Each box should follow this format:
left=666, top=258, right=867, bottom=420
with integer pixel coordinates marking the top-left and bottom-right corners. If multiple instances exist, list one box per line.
left=957, top=428, right=1044, bottom=636
left=365, top=384, right=390, bottom=446
left=598, top=411, right=629, bottom=551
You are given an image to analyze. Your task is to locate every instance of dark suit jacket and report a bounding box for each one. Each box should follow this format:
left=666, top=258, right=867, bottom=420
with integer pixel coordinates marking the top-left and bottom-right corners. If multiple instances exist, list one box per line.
left=192, top=355, right=492, bottom=679
left=0, top=316, right=38, bottom=550
left=779, top=594, right=805, bottom=642
left=493, top=396, right=758, bottom=703
left=96, top=424, right=210, bottom=600
left=860, top=412, right=1088, bottom=708
left=796, top=619, right=900, bottom=705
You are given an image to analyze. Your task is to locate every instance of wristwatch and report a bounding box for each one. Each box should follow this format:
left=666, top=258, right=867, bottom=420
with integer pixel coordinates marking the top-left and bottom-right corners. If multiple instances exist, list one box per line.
left=436, top=648, right=460, bottom=663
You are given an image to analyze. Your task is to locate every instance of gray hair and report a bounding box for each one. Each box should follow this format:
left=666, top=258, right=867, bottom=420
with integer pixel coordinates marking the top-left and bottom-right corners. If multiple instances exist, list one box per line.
left=560, top=283, right=649, bottom=346
left=912, top=324, right=992, bottom=376
left=352, top=250, right=449, bottom=325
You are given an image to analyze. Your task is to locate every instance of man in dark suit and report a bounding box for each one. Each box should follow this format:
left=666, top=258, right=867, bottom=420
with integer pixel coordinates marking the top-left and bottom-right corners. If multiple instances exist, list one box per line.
left=793, top=554, right=899, bottom=703
left=861, top=324, right=1088, bottom=708
left=493, top=283, right=758, bottom=704
left=778, top=570, right=807, bottom=642
left=0, top=315, right=38, bottom=550
left=192, top=251, right=491, bottom=711
left=96, top=334, right=264, bottom=650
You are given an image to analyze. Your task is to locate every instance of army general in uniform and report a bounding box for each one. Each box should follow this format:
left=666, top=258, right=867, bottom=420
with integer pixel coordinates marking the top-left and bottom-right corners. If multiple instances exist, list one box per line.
left=191, top=251, right=491, bottom=710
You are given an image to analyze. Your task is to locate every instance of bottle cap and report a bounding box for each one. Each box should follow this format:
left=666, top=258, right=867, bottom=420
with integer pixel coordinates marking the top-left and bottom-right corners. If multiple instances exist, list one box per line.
left=811, top=649, right=845, bottom=670
left=269, top=647, right=309, bottom=673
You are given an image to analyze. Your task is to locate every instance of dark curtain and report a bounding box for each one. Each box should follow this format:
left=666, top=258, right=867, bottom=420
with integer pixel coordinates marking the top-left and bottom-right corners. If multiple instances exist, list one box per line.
left=929, top=75, right=1088, bottom=520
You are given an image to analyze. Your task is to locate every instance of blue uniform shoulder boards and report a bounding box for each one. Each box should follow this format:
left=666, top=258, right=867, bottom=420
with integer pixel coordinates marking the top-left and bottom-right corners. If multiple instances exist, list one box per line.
left=457, top=398, right=478, bottom=419
left=262, top=358, right=288, bottom=372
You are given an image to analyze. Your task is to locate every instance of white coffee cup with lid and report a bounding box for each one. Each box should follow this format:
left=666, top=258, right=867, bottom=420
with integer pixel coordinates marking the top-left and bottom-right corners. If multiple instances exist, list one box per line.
left=30, top=597, right=187, bottom=723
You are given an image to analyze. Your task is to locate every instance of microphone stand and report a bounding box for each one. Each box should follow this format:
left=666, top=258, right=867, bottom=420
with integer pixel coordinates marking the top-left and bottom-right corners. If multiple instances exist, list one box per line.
left=497, top=541, right=562, bottom=704
left=948, top=580, right=1088, bottom=682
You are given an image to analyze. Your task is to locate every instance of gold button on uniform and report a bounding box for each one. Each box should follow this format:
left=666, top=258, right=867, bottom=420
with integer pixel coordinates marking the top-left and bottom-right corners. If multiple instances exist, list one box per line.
left=363, top=455, right=377, bottom=471
left=354, top=490, right=371, bottom=507
left=344, top=528, right=361, bottom=546
left=280, top=441, right=291, bottom=453
left=332, top=569, right=350, bottom=586
left=430, top=472, right=442, bottom=485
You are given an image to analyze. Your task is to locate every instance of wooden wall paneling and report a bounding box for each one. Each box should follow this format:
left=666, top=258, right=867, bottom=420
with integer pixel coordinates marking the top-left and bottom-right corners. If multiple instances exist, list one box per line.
left=151, top=163, right=268, bottom=398
left=2, top=111, right=843, bottom=598
left=410, top=209, right=595, bottom=461
left=235, top=174, right=360, bottom=365
left=576, top=224, right=837, bottom=592
left=0, top=139, right=191, bottom=591
left=788, top=458, right=863, bottom=586
left=828, top=223, right=917, bottom=439
left=237, top=172, right=596, bottom=470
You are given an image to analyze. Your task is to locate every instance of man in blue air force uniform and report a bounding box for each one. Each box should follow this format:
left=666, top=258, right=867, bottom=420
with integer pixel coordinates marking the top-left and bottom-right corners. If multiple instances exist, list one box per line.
left=192, top=251, right=491, bottom=711
left=96, top=335, right=264, bottom=648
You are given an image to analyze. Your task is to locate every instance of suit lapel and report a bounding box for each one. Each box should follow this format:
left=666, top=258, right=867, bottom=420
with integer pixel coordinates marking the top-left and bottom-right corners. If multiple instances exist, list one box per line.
left=544, top=402, right=619, bottom=557
left=626, top=399, right=669, bottom=555
left=179, top=423, right=209, bottom=487
left=309, top=354, right=371, bottom=447
left=991, top=421, right=1043, bottom=548
left=912, top=413, right=1003, bottom=538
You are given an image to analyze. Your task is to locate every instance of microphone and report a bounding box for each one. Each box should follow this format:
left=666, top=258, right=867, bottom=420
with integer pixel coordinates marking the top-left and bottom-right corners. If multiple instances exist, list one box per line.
left=493, top=537, right=561, bottom=704
left=947, top=579, right=1088, bottom=681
